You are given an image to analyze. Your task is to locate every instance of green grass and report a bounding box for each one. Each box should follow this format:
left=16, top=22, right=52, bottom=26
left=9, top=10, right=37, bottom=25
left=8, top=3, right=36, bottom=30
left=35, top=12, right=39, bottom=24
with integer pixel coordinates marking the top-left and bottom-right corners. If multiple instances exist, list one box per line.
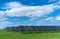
left=0, top=30, right=60, bottom=39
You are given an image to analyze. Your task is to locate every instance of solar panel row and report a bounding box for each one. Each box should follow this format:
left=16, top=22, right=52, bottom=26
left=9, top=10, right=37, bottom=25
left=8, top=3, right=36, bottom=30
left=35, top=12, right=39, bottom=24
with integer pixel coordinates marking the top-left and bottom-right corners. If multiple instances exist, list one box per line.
left=4, top=26, right=60, bottom=31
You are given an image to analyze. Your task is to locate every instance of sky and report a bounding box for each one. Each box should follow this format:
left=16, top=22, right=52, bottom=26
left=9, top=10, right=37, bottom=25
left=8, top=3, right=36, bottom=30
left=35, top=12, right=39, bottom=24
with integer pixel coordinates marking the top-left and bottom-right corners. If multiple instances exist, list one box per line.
left=0, top=0, right=60, bottom=29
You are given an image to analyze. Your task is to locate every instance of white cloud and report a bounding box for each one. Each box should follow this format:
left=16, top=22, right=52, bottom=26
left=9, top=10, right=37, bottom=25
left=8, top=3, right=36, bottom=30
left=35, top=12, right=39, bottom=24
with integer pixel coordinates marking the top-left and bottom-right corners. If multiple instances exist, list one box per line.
left=55, top=0, right=60, bottom=5
left=46, top=17, right=53, bottom=20
left=48, top=0, right=57, bottom=2
left=45, top=15, right=60, bottom=21
left=2, top=2, right=59, bottom=18
left=0, top=21, right=12, bottom=29
left=56, top=15, right=60, bottom=20
left=5, top=2, right=23, bottom=8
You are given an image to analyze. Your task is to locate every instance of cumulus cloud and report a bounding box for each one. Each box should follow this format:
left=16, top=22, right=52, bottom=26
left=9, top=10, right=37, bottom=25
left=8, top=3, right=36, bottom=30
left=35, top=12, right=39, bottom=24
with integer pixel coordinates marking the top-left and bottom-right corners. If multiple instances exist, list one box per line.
left=0, top=21, right=12, bottom=29
left=55, top=15, right=60, bottom=20
left=45, top=15, right=60, bottom=21
left=5, top=2, right=23, bottom=8
left=45, top=17, right=53, bottom=20
left=48, top=0, right=57, bottom=2
left=1, top=2, right=60, bottom=18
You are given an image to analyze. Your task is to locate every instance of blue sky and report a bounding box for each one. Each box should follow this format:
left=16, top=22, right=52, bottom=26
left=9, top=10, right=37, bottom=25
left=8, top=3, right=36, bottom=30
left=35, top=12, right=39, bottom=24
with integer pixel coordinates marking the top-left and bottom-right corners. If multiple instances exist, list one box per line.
left=0, top=0, right=60, bottom=29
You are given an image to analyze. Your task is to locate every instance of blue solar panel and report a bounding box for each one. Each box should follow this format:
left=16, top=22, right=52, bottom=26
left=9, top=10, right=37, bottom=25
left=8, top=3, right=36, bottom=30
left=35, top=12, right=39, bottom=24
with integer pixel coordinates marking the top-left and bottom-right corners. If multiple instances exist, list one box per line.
left=31, top=26, right=37, bottom=30
left=51, top=26, right=57, bottom=30
left=41, top=26, right=49, bottom=30
left=4, top=26, right=60, bottom=31
left=24, top=26, right=32, bottom=30
left=55, top=26, right=60, bottom=30
left=32, top=26, right=38, bottom=30
left=42, top=26, right=47, bottom=30
left=19, top=26, right=25, bottom=31
left=16, top=27, right=20, bottom=31
left=11, top=27, right=15, bottom=30
left=38, top=26, right=43, bottom=30
left=56, top=26, right=60, bottom=30
left=39, top=26, right=44, bottom=30
left=47, top=26, right=53, bottom=30
left=36, top=26, right=41, bottom=30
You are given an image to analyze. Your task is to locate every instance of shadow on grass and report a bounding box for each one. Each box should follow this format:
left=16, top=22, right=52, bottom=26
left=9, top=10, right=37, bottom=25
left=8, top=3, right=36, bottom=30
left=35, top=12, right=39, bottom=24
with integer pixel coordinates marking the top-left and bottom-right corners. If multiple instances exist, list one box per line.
left=20, top=30, right=60, bottom=34
left=6, top=30, right=60, bottom=34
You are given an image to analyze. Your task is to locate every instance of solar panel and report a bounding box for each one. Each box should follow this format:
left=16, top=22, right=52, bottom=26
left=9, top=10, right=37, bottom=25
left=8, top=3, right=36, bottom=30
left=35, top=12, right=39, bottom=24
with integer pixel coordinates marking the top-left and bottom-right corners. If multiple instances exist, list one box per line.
left=41, top=26, right=46, bottom=30
left=41, top=26, right=48, bottom=30
left=4, top=26, right=60, bottom=31
left=51, top=26, right=57, bottom=30
left=4, top=27, right=10, bottom=30
left=31, top=26, right=37, bottom=30
left=36, top=26, right=41, bottom=30
left=56, top=26, right=60, bottom=30
left=38, top=26, right=44, bottom=30
left=14, top=27, right=17, bottom=31
left=24, top=26, right=31, bottom=31
left=19, top=26, right=25, bottom=31
left=47, top=26, right=53, bottom=30
left=9, top=27, right=13, bottom=30
left=32, top=26, right=38, bottom=30
left=54, top=26, right=60, bottom=30
left=28, top=26, right=34, bottom=30
left=16, top=27, right=19, bottom=31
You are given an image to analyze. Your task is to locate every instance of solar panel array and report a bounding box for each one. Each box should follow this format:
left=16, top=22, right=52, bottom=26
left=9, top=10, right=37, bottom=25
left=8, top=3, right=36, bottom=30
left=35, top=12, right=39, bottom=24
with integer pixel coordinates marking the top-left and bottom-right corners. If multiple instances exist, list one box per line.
left=4, top=26, right=60, bottom=31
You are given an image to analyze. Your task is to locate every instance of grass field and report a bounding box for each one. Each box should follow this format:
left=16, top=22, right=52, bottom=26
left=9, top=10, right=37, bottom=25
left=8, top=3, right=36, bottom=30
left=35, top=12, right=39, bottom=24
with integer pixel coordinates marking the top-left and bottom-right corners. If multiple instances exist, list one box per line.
left=0, top=30, right=60, bottom=39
